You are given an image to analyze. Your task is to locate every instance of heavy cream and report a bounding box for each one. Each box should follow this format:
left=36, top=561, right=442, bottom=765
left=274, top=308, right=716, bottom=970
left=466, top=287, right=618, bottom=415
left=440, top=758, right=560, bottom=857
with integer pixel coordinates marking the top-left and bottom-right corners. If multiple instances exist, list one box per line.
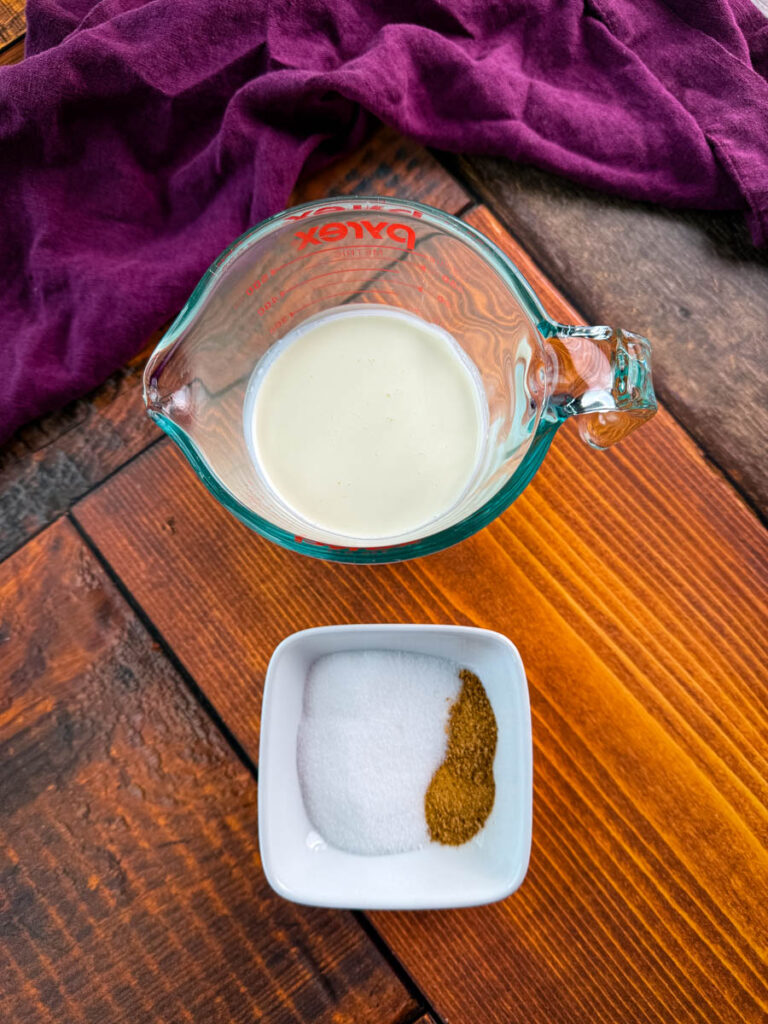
left=245, top=305, right=486, bottom=540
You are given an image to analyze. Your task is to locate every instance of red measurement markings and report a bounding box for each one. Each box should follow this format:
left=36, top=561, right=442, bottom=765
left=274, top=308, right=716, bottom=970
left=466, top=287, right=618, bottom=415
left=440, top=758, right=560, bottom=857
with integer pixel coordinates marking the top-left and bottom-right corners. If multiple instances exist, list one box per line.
left=260, top=269, right=428, bottom=323
left=270, top=289, right=420, bottom=333
left=232, top=251, right=428, bottom=312
left=244, top=246, right=464, bottom=295
left=268, top=267, right=424, bottom=307
left=243, top=245, right=417, bottom=294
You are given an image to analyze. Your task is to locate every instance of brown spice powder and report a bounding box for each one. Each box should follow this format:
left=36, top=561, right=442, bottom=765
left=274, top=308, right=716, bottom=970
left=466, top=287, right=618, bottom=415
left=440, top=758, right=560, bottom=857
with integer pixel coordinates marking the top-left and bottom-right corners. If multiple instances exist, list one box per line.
left=425, top=668, right=498, bottom=845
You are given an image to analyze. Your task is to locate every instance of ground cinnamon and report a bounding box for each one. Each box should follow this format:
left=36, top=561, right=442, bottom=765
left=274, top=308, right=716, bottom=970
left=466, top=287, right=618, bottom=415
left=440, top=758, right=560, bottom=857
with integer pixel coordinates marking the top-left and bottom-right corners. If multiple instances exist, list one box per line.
left=425, top=668, right=497, bottom=845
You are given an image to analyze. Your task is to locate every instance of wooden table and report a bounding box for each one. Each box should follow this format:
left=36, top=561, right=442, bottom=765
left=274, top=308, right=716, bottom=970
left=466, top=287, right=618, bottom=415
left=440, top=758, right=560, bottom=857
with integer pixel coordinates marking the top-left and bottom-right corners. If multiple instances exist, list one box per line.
left=2, top=13, right=767, bottom=1024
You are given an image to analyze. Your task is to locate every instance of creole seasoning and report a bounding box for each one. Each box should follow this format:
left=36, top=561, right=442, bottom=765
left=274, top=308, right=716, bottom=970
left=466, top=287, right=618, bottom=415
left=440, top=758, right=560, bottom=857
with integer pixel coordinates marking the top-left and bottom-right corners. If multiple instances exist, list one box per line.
left=425, top=668, right=497, bottom=845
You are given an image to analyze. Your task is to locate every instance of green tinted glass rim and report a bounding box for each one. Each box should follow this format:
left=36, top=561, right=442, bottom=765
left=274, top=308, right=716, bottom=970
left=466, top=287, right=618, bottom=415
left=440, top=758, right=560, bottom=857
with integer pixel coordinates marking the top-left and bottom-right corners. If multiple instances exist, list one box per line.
left=148, top=196, right=560, bottom=564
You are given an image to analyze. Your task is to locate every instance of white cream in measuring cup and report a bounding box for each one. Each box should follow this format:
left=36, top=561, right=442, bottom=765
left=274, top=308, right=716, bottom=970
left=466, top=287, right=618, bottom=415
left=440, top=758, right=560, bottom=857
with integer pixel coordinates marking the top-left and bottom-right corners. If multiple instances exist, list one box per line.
left=244, top=305, right=488, bottom=539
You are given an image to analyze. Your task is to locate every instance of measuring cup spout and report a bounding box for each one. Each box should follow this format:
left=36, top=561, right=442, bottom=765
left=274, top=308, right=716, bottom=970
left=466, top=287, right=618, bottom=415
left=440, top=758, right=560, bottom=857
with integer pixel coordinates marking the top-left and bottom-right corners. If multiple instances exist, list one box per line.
left=142, top=338, right=199, bottom=433
left=143, top=344, right=175, bottom=419
left=541, top=322, right=657, bottom=449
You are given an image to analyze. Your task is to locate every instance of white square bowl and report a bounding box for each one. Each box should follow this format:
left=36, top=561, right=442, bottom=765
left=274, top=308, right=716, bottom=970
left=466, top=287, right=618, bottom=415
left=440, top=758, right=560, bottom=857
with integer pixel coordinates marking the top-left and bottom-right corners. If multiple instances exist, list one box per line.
left=258, top=624, right=532, bottom=910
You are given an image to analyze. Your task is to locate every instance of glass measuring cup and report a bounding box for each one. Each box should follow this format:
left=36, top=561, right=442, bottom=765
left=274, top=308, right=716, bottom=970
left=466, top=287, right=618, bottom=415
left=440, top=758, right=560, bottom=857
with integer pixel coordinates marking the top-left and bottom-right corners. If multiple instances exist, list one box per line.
left=144, top=196, right=656, bottom=563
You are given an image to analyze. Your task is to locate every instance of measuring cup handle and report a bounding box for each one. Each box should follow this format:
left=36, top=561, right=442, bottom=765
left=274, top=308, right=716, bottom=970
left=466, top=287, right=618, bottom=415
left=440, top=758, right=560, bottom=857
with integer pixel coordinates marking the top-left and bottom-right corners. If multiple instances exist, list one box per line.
left=542, top=322, right=657, bottom=449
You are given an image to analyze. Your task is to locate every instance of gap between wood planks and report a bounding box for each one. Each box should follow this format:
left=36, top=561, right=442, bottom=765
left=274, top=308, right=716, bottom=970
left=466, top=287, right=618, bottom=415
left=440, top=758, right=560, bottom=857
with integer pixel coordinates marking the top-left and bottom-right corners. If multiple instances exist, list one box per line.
left=0, top=31, right=23, bottom=65
left=67, top=509, right=450, bottom=1024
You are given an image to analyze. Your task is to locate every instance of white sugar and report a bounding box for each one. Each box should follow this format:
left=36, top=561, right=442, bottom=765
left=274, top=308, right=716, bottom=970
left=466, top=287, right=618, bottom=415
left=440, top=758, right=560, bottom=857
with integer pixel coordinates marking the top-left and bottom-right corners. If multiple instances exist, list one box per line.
left=296, top=649, right=460, bottom=856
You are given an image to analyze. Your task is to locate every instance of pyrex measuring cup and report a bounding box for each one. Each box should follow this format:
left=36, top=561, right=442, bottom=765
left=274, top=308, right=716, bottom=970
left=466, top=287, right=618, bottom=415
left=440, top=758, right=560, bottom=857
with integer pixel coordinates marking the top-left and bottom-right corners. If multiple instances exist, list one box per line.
left=144, top=196, right=656, bottom=563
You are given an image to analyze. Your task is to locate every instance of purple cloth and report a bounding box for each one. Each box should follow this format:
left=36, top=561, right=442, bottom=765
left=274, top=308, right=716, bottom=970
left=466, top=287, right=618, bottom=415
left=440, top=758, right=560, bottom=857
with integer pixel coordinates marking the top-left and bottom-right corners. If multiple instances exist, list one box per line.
left=1, top=0, right=767, bottom=440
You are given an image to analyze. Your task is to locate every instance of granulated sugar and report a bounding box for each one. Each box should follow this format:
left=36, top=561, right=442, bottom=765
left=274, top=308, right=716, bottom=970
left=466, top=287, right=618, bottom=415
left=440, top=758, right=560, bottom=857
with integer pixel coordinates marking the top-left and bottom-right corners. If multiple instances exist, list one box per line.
left=296, top=649, right=460, bottom=855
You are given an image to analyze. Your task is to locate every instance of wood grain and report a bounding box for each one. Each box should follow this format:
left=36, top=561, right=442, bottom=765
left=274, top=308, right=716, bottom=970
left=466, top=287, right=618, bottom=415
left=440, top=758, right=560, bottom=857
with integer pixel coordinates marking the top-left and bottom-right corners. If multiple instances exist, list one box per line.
left=0, top=362, right=160, bottom=563
left=75, top=204, right=768, bottom=1024
left=0, top=0, right=23, bottom=47
left=451, top=155, right=768, bottom=518
left=0, top=128, right=468, bottom=562
left=0, top=519, right=417, bottom=1024
left=0, top=33, right=22, bottom=64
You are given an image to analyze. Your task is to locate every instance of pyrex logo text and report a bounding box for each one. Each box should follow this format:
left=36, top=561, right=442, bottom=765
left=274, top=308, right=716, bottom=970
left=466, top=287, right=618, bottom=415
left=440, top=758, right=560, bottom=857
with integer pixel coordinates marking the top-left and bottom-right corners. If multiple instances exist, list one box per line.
left=294, top=221, right=416, bottom=251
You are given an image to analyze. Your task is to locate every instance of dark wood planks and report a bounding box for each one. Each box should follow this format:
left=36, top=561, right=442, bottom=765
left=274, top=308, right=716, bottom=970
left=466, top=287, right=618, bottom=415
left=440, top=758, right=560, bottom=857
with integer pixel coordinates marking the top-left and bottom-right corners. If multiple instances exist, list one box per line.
left=0, top=34, right=22, bottom=64
left=0, top=359, right=160, bottom=563
left=0, top=519, right=417, bottom=1024
left=452, top=155, right=768, bottom=518
left=74, top=205, right=768, bottom=1023
left=0, top=128, right=468, bottom=563
left=291, top=124, right=470, bottom=213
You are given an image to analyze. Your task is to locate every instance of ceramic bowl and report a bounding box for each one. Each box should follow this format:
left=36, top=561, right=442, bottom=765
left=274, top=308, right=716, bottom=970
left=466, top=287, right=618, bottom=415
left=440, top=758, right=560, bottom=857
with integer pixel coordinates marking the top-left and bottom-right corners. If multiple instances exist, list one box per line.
left=258, top=623, right=532, bottom=909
